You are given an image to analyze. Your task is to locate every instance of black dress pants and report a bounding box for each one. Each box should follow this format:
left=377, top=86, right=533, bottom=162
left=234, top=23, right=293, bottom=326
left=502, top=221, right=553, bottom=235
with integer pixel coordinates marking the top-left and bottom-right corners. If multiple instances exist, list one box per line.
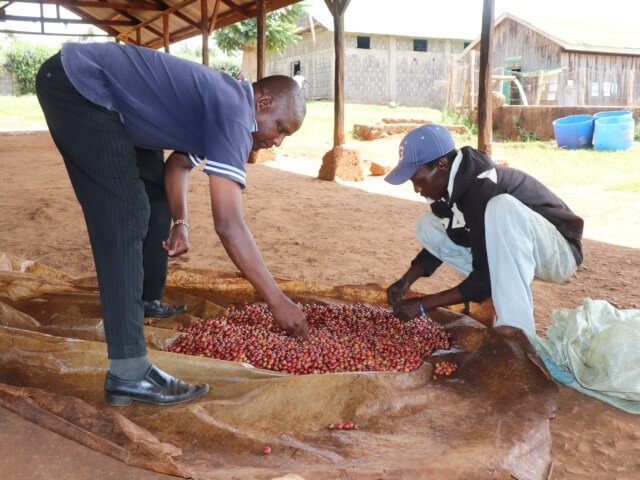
left=35, top=53, right=170, bottom=359
left=136, top=147, right=171, bottom=303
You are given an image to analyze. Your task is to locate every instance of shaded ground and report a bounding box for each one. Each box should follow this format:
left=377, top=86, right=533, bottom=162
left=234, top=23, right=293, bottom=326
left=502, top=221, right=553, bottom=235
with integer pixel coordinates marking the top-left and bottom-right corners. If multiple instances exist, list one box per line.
left=1, top=131, right=639, bottom=479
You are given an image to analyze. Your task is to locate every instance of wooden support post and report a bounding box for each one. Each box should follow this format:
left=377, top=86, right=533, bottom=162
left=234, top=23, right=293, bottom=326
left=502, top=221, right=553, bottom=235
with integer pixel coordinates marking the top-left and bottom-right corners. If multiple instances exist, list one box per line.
left=163, top=14, right=170, bottom=53
left=201, top=0, right=209, bottom=66
left=328, top=0, right=349, bottom=147
left=318, top=0, right=362, bottom=183
left=477, top=0, right=494, bottom=155
left=256, top=0, right=266, bottom=80
left=468, top=50, right=476, bottom=114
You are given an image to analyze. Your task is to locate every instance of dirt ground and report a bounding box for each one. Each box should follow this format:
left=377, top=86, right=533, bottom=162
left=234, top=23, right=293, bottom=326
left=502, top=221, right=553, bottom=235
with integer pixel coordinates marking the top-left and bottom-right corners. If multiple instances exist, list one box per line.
left=1, top=130, right=639, bottom=479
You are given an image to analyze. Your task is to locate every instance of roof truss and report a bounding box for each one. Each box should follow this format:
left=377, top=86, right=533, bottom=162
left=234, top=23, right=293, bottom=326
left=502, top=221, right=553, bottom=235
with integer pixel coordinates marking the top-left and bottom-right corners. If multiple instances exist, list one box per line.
left=0, top=0, right=302, bottom=48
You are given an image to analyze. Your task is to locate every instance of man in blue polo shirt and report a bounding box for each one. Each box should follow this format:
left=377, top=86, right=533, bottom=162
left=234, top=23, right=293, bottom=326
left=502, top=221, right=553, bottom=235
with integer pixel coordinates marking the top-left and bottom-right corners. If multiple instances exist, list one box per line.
left=35, top=41, right=308, bottom=407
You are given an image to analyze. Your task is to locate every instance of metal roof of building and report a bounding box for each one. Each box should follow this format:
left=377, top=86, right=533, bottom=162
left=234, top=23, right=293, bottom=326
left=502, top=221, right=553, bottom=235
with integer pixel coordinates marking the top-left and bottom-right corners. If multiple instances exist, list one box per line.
left=306, top=0, right=481, bottom=41
left=468, top=12, right=640, bottom=56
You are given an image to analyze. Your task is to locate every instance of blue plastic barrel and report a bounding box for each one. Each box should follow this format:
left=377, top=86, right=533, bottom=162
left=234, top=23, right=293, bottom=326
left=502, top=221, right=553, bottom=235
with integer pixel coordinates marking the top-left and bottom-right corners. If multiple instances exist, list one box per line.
left=552, top=115, right=594, bottom=149
left=594, top=110, right=633, bottom=120
left=593, top=116, right=635, bottom=151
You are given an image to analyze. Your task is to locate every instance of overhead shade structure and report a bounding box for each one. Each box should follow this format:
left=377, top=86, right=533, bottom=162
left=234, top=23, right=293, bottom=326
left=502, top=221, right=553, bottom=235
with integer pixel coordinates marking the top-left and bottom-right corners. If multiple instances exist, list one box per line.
left=0, top=1, right=303, bottom=47
left=0, top=0, right=303, bottom=67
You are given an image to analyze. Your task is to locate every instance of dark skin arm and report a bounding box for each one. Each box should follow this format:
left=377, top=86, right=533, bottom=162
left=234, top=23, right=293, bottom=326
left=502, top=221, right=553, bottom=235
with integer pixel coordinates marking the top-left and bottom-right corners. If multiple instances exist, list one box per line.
left=163, top=152, right=308, bottom=338
left=392, top=286, right=464, bottom=321
left=387, top=264, right=464, bottom=320
left=386, top=264, right=425, bottom=306
left=163, top=152, right=192, bottom=256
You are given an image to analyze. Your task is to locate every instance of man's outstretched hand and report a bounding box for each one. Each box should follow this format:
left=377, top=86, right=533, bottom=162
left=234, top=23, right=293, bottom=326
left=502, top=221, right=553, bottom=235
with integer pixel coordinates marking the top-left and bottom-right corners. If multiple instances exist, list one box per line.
left=392, top=297, right=425, bottom=321
left=270, top=298, right=309, bottom=338
left=387, top=277, right=411, bottom=307
left=163, top=224, right=189, bottom=257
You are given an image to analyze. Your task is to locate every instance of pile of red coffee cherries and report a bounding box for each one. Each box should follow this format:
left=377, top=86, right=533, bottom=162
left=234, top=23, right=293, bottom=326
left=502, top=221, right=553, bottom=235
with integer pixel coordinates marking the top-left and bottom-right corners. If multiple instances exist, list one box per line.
left=433, top=360, right=459, bottom=376
left=166, top=302, right=451, bottom=375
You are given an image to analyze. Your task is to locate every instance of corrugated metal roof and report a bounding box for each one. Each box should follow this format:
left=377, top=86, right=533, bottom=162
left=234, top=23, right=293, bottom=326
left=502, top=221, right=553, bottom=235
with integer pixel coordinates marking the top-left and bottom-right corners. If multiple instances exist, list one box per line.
left=516, top=14, right=640, bottom=54
left=307, top=0, right=481, bottom=41
left=468, top=12, right=640, bottom=56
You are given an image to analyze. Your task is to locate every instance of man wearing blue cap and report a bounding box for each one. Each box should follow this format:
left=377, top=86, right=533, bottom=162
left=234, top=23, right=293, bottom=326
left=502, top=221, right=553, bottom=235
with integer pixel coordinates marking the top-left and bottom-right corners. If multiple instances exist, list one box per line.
left=385, top=124, right=584, bottom=337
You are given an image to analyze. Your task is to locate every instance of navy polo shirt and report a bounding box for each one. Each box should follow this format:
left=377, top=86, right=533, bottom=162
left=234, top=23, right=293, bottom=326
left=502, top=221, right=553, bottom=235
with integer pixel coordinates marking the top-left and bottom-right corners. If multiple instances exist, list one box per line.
left=61, top=42, right=255, bottom=187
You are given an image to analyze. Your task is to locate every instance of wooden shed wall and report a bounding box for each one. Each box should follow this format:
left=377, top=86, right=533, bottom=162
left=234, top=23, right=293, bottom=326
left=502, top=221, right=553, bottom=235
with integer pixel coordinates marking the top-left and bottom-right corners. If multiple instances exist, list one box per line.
left=560, top=52, right=640, bottom=106
left=470, top=17, right=640, bottom=107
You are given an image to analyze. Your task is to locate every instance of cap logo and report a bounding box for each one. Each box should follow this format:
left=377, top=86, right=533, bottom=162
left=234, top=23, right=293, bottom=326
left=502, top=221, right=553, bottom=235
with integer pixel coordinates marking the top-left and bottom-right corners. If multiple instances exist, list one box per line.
left=399, top=145, right=405, bottom=162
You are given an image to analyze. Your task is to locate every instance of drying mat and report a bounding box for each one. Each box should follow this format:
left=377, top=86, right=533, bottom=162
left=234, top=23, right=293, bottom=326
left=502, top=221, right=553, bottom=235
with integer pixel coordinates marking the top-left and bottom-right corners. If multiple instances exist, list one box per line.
left=0, top=253, right=557, bottom=479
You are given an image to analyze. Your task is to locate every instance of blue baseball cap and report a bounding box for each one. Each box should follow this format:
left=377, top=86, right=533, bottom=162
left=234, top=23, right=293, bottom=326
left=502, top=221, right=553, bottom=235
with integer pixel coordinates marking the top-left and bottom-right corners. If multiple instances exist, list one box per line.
left=384, top=124, right=455, bottom=185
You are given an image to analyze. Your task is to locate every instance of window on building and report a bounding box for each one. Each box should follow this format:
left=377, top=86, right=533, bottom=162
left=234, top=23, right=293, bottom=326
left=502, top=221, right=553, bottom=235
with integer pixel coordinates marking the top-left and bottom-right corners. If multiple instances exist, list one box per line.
left=293, top=60, right=301, bottom=76
left=463, top=42, right=471, bottom=49
left=356, top=36, right=370, bottom=49
left=413, top=39, right=427, bottom=52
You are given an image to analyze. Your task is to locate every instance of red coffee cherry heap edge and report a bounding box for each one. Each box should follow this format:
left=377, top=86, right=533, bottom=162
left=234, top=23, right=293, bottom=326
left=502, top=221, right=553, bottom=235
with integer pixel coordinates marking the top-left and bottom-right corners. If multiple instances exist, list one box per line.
left=166, top=303, right=451, bottom=375
left=433, top=360, right=459, bottom=376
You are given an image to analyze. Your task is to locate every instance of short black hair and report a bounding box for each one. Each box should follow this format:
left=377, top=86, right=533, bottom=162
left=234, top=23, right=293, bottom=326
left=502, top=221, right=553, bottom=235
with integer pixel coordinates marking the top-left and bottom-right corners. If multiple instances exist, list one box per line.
left=443, top=148, right=458, bottom=162
left=425, top=147, right=457, bottom=168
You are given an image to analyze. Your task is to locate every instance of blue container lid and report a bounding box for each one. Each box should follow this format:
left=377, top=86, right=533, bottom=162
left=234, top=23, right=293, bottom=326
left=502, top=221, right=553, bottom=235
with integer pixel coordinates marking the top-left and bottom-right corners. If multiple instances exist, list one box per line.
left=594, top=110, right=633, bottom=119
left=552, top=114, right=594, bottom=126
left=595, top=116, right=634, bottom=126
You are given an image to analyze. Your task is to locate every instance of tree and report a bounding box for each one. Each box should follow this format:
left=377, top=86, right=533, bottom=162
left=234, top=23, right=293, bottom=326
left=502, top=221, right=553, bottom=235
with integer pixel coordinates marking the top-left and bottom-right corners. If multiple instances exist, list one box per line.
left=213, top=4, right=306, bottom=80
left=4, top=40, right=57, bottom=95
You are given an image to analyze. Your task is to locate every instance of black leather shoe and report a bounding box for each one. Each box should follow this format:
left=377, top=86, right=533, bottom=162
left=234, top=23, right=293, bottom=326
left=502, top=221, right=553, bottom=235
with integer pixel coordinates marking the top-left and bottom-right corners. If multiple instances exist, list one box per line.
left=104, top=365, right=209, bottom=406
left=143, top=299, right=187, bottom=318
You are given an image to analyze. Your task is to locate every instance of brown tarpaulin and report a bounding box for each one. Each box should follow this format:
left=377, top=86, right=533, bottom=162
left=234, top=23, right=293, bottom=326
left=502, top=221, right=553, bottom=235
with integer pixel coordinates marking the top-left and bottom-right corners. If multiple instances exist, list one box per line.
left=0, top=253, right=557, bottom=479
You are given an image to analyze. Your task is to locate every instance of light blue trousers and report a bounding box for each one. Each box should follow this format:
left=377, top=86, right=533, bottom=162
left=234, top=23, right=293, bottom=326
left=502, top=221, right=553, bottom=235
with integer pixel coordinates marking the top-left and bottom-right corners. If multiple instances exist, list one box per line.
left=415, top=194, right=578, bottom=336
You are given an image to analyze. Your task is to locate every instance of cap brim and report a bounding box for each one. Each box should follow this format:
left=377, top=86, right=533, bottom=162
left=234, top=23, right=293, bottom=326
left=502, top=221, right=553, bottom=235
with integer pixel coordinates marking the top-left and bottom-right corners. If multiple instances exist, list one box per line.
left=384, top=164, right=419, bottom=185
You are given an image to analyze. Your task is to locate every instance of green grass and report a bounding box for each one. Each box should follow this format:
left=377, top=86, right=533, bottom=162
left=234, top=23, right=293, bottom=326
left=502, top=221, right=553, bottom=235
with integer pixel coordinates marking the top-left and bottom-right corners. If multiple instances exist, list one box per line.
left=0, top=95, right=45, bottom=129
left=1, top=95, right=638, bottom=192
left=492, top=140, right=640, bottom=193
left=307, top=101, right=640, bottom=194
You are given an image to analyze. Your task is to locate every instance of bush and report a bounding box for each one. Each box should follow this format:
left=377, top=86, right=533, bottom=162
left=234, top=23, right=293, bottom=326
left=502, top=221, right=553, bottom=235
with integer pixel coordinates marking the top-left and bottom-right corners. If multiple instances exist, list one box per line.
left=210, top=58, right=242, bottom=79
left=4, top=41, right=56, bottom=95
left=441, top=108, right=478, bottom=135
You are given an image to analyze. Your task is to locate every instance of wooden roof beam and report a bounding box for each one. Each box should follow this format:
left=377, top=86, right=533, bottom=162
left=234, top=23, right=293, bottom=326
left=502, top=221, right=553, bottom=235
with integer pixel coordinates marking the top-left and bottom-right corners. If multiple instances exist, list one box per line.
left=220, top=0, right=252, bottom=19
left=115, top=0, right=198, bottom=43
left=146, top=0, right=200, bottom=29
left=8, top=0, right=164, bottom=10
left=61, top=4, right=156, bottom=40
left=208, top=0, right=222, bottom=35
left=2, top=13, right=132, bottom=26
